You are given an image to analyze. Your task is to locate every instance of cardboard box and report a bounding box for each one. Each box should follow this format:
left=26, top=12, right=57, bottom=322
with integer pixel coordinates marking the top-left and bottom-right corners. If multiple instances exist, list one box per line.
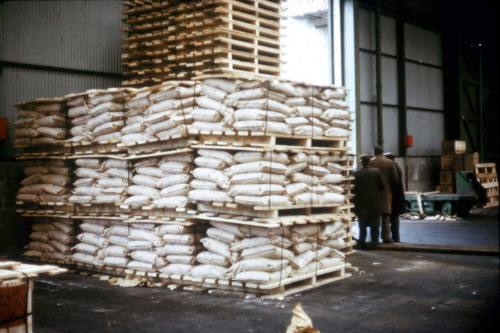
left=454, top=153, right=479, bottom=171
left=442, top=140, right=466, bottom=154
left=439, top=171, right=455, bottom=185
left=440, top=155, right=455, bottom=171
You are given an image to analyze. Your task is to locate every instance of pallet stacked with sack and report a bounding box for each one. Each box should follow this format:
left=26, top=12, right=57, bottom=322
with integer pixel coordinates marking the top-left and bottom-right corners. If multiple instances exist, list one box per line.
left=122, top=0, right=282, bottom=87
left=14, top=98, right=78, bottom=267
left=14, top=75, right=356, bottom=297
left=114, top=74, right=356, bottom=297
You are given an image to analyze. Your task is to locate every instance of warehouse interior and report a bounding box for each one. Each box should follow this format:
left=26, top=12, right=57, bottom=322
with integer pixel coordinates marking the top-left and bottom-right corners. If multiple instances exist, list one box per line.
left=0, top=0, right=498, bottom=332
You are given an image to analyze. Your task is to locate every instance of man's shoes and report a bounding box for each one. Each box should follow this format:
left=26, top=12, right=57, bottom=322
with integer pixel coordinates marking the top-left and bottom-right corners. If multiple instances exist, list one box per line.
left=367, top=242, right=379, bottom=250
left=392, top=239, right=401, bottom=243
left=383, top=239, right=394, bottom=244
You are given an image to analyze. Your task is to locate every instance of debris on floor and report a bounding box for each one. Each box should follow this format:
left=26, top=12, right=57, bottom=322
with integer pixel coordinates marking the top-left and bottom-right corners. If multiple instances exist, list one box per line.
left=400, top=213, right=460, bottom=222
left=286, top=303, right=320, bottom=333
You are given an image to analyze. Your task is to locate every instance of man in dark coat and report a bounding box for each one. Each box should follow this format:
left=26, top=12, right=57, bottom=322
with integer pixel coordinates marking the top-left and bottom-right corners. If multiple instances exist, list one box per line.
left=384, top=152, right=406, bottom=242
left=369, top=146, right=399, bottom=243
left=353, top=155, right=384, bottom=248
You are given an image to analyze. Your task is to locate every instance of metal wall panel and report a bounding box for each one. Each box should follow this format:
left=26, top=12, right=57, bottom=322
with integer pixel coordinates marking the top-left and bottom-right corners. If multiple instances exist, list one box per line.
left=358, top=9, right=396, bottom=54
left=407, top=109, right=444, bottom=156
left=359, top=105, right=399, bottom=154
left=359, top=53, right=398, bottom=104
left=0, top=1, right=122, bottom=73
left=405, top=62, right=444, bottom=110
left=0, top=66, right=120, bottom=158
left=405, top=23, right=442, bottom=66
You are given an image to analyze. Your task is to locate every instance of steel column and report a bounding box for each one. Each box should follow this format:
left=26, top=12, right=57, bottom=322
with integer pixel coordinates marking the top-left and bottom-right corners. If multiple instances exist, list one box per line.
left=375, top=0, right=384, bottom=148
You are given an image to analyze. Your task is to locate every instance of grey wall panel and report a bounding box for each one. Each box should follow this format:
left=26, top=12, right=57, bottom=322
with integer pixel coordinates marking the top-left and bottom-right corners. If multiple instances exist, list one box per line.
left=0, top=1, right=122, bottom=73
left=405, top=62, right=444, bottom=110
left=383, top=107, right=399, bottom=154
left=406, top=109, right=444, bottom=156
left=360, top=104, right=376, bottom=154
left=405, top=23, right=442, bottom=66
left=396, top=156, right=439, bottom=192
left=0, top=66, right=120, bottom=158
left=359, top=105, right=399, bottom=154
left=359, top=53, right=398, bottom=104
left=358, top=9, right=396, bottom=54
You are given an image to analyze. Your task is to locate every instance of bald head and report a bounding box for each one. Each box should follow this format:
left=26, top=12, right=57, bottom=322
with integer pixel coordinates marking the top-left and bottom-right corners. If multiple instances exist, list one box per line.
left=374, top=146, right=384, bottom=156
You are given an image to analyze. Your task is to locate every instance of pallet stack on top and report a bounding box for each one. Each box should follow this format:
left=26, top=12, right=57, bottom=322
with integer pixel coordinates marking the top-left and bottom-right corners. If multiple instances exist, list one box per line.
left=122, top=0, right=282, bottom=87
left=15, top=74, right=355, bottom=297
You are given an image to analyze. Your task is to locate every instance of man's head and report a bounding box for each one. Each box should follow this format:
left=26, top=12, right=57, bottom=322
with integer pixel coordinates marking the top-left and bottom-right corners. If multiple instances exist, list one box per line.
left=360, top=154, right=371, bottom=167
left=374, top=146, right=384, bottom=156
left=384, top=152, right=395, bottom=161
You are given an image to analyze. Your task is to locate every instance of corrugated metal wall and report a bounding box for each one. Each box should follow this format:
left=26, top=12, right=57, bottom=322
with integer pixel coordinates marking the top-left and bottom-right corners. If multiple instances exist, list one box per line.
left=0, top=1, right=123, bottom=256
left=0, top=1, right=123, bottom=158
left=0, top=1, right=122, bottom=73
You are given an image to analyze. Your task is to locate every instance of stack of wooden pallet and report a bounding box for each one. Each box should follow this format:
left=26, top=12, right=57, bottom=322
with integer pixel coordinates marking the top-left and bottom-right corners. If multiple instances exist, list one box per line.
left=15, top=74, right=355, bottom=298
left=475, top=163, right=498, bottom=208
left=122, top=0, right=282, bottom=87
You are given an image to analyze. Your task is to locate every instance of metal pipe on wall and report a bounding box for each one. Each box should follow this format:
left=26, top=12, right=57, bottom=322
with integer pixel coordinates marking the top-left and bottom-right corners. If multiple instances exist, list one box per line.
left=375, top=0, right=384, bottom=148
left=396, top=5, right=409, bottom=190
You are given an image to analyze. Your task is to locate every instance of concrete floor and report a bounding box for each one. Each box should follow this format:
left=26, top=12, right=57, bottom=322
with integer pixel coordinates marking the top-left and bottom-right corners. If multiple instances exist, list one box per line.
left=353, top=208, right=499, bottom=247
left=32, top=250, right=499, bottom=333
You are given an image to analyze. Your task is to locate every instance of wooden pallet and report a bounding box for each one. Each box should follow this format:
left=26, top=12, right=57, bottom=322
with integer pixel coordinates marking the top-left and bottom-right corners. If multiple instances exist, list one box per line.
left=65, top=140, right=127, bottom=155
left=14, top=144, right=71, bottom=157
left=196, top=201, right=342, bottom=219
left=475, top=163, right=498, bottom=208
left=156, top=263, right=350, bottom=299
left=118, top=133, right=194, bottom=155
left=16, top=201, right=73, bottom=212
left=74, top=263, right=126, bottom=277
left=191, top=130, right=348, bottom=151
left=0, top=261, right=67, bottom=285
left=122, top=0, right=281, bottom=86
left=195, top=211, right=349, bottom=228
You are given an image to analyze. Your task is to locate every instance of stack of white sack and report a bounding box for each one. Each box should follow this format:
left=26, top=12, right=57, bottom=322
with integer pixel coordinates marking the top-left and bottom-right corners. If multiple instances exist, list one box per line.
left=121, top=83, right=198, bottom=145
left=191, top=221, right=293, bottom=283
left=227, top=150, right=291, bottom=207
left=72, top=219, right=121, bottom=267
left=189, top=149, right=346, bottom=207
left=123, top=151, right=192, bottom=209
left=65, top=88, right=127, bottom=145
left=157, top=224, right=200, bottom=276
left=16, top=159, right=71, bottom=204
left=190, top=78, right=350, bottom=137
left=14, top=99, right=66, bottom=146
left=23, top=218, right=75, bottom=262
left=285, top=152, right=346, bottom=206
left=287, top=222, right=348, bottom=276
left=125, top=223, right=166, bottom=272
left=120, top=78, right=350, bottom=143
left=68, top=158, right=130, bottom=205
left=189, top=148, right=233, bottom=204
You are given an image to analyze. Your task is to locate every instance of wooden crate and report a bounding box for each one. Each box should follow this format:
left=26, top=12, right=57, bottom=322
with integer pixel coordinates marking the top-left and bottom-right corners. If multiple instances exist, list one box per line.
left=440, top=154, right=455, bottom=171
left=122, top=0, right=282, bottom=87
left=0, top=279, right=33, bottom=333
left=439, top=171, right=455, bottom=185
left=454, top=153, right=479, bottom=171
left=475, top=163, right=498, bottom=208
left=442, top=140, right=466, bottom=154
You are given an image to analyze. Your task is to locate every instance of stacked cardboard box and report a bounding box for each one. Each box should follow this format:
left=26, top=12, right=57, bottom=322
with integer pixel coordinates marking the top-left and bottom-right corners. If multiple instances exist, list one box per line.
left=437, top=140, right=479, bottom=193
